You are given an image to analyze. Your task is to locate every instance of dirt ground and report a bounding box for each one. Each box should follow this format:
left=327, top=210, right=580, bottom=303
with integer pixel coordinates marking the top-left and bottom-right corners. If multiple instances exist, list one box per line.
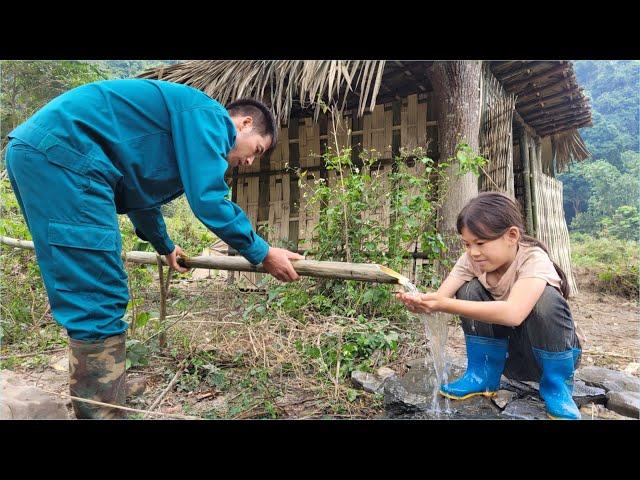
left=3, top=276, right=638, bottom=419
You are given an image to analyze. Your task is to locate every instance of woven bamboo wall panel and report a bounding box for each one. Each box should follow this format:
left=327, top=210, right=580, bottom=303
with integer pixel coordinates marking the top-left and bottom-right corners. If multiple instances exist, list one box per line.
left=401, top=94, right=418, bottom=150
left=299, top=119, right=322, bottom=168
left=233, top=176, right=261, bottom=287
left=532, top=172, right=578, bottom=296
left=362, top=104, right=390, bottom=159
left=297, top=172, right=321, bottom=250
left=268, top=173, right=291, bottom=246
left=479, top=64, right=516, bottom=198
left=269, top=126, right=290, bottom=170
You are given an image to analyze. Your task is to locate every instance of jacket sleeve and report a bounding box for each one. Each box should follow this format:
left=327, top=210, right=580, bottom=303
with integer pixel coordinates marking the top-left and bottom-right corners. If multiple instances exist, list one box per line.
left=169, top=105, right=270, bottom=265
left=127, top=207, right=175, bottom=255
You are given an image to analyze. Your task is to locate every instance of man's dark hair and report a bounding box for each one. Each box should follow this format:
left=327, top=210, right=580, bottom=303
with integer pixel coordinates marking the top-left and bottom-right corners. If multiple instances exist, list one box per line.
left=226, top=98, right=278, bottom=154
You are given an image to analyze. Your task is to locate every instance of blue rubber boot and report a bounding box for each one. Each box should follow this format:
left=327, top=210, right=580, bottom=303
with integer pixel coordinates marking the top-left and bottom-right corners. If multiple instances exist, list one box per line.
left=440, top=335, right=509, bottom=400
left=533, top=347, right=581, bottom=420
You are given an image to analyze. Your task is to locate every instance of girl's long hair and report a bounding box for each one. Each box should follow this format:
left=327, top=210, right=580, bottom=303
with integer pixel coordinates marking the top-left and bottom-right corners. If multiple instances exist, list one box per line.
left=456, top=192, right=569, bottom=299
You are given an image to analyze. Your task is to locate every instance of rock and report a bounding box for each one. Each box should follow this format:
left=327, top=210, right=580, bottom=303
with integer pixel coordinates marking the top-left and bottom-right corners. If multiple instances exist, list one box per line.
left=383, top=380, right=431, bottom=415
left=572, top=380, right=607, bottom=407
left=50, top=356, right=68, bottom=372
left=576, top=366, right=640, bottom=393
left=606, top=391, right=640, bottom=419
left=384, top=360, right=501, bottom=419
left=501, top=398, right=548, bottom=420
left=500, top=377, right=538, bottom=396
left=405, top=356, right=466, bottom=370
left=126, top=376, right=147, bottom=398
left=500, top=376, right=606, bottom=407
left=492, top=390, right=517, bottom=409
left=623, top=363, right=640, bottom=375
left=405, top=358, right=428, bottom=369
left=0, top=369, right=69, bottom=419
left=351, top=371, right=386, bottom=394
left=580, top=403, right=630, bottom=420
left=376, top=367, right=396, bottom=380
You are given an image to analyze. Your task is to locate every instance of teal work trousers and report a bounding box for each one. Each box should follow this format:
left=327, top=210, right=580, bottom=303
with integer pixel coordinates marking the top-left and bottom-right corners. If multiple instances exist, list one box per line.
left=5, top=138, right=129, bottom=340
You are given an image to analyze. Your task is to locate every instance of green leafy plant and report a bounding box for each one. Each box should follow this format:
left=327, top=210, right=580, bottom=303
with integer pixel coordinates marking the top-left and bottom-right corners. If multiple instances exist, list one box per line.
left=453, top=142, right=488, bottom=176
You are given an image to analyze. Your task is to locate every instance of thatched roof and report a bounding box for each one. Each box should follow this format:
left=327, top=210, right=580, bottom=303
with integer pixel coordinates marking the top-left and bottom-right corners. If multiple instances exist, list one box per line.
left=138, top=60, right=388, bottom=124
left=551, top=129, right=591, bottom=170
left=138, top=60, right=591, bottom=147
left=489, top=61, right=592, bottom=138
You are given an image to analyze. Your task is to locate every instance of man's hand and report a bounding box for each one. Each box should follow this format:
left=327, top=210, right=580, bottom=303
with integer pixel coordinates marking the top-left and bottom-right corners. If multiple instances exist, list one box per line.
left=261, top=247, right=304, bottom=282
left=165, top=245, right=189, bottom=273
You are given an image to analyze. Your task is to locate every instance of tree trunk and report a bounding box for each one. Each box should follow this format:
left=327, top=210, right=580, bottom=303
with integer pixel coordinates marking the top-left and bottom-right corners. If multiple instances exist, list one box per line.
left=430, top=61, right=483, bottom=266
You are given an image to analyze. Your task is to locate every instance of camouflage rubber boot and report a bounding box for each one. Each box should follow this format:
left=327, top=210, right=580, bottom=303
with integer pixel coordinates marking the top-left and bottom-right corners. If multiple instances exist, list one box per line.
left=68, top=333, right=127, bottom=419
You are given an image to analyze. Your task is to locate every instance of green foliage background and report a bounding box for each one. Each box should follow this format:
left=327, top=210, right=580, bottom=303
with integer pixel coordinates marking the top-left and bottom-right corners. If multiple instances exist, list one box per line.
left=559, top=61, right=639, bottom=240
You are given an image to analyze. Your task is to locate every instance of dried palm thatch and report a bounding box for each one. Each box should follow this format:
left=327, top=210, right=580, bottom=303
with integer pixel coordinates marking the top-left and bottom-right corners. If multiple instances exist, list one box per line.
left=138, top=60, right=387, bottom=124
left=552, top=128, right=591, bottom=172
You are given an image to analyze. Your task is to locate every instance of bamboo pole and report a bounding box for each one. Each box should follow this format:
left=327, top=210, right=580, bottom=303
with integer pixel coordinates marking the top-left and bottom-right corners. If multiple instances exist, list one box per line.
left=538, top=120, right=592, bottom=137
left=529, top=138, right=540, bottom=235
left=504, top=63, right=569, bottom=91
left=519, top=132, right=535, bottom=235
left=0, top=236, right=409, bottom=285
left=0, top=236, right=35, bottom=250
left=530, top=112, right=591, bottom=129
left=515, top=76, right=575, bottom=101
left=517, top=87, right=583, bottom=110
left=523, top=100, right=589, bottom=122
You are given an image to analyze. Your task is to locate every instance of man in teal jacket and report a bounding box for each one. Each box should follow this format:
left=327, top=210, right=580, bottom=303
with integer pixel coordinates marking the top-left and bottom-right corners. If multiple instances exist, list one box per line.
left=4, top=79, right=303, bottom=418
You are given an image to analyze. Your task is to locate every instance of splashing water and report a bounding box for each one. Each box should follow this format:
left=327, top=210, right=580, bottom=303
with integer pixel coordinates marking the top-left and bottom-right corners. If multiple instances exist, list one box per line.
left=402, top=280, right=452, bottom=416
left=377, top=265, right=453, bottom=416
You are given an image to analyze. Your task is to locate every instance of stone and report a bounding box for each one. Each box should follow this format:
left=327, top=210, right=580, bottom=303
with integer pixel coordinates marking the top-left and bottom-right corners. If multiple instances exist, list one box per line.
left=500, top=377, right=538, bottom=396
left=383, top=380, right=431, bottom=415
left=351, top=371, right=385, bottom=394
left=405, top=358, right=428, bottom=369
left=572, top=380, right=607, bottom=407
left=576, top=366, right=640, bottom=393
left=406, top=356, right=466, bottom=370
left=580, top=403, right=630, bottom=420
left=0, top=369, right=70, bottom=420
left=500, top=376, right=606, bottom=407
left=606, top=391, right=640, bottom=419
left=126, top=376, right=147, bottom=398
left=50, top=356, right=68, bottom=372
left=623, top=363, right=640, bottom=375
left=384, top=360, right=502, bottom=419
left=376, top=367, right=396, bottom=380
left=501, top=397, right=548, bottom=420
left=492, top=390, right=517, bottom=409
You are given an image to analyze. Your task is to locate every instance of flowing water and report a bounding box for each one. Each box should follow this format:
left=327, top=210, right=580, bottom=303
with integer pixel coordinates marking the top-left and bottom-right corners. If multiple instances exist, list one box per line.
left=402, top=280, right=452, bottom=416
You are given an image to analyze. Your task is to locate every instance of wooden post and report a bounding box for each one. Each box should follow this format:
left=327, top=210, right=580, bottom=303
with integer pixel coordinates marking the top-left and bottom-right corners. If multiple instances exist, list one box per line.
left=519, top=132, right=534, bottom=235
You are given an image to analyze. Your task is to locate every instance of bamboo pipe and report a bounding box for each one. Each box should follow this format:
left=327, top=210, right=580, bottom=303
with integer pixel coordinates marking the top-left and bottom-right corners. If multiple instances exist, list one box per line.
left=0, top=236, right=411, bottom=286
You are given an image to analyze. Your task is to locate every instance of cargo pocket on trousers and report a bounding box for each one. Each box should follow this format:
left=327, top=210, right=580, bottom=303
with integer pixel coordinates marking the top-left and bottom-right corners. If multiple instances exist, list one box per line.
left=48, top=221, right=118, bottom=293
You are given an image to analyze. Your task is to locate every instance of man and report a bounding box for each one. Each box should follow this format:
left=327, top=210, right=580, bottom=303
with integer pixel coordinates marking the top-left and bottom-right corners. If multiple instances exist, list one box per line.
left=4, top=78, right=303, bottom=419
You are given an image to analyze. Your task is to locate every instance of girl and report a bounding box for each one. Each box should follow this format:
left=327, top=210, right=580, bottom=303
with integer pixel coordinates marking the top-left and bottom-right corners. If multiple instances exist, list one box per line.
left=397, top=192, right=584, bottom=420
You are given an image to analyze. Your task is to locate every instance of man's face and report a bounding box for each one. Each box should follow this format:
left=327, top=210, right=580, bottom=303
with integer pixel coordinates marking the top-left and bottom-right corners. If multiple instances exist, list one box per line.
left=227, top=115, right=272, bottom=168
